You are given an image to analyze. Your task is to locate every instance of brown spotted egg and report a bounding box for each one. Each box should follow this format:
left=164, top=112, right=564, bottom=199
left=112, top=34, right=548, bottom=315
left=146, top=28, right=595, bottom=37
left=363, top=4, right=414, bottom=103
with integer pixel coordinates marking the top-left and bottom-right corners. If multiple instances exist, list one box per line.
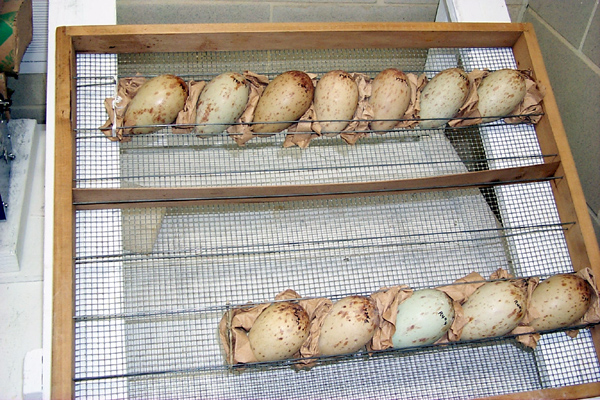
left=314, top=70, right=359, bottom=133
left=124, top=74, right=188, bottom=134
left=419, top=68, right=470, bottom=129
left=318, top=296, right=380, bottom=356
left=248, top=302, right=310, bottom=362
left=460, top=280, right=527, bottom=341
left=369, top=68, right=411, bottom=132
left=252, top=70, right=314, bottom=133
left=529, top=274, right=593, bottom=331
left=477, top=69, right=527, bottom=123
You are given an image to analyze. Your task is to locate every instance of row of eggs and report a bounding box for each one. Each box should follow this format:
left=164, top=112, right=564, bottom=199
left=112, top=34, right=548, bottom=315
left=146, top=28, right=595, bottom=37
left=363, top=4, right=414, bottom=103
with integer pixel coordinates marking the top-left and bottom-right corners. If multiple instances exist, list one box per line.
left=121, top=67, right=528, bottom=135
left=245, top=273, right=593, bottom=362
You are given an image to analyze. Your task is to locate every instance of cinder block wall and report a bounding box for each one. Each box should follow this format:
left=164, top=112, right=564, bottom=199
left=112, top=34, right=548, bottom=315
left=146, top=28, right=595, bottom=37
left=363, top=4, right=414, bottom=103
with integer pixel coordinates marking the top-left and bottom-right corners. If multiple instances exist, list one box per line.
left=116, top=1, right=528, bottom=24
left=116, top=0, right=440, bottom=24
left=523, top=1, right=600, bottom=244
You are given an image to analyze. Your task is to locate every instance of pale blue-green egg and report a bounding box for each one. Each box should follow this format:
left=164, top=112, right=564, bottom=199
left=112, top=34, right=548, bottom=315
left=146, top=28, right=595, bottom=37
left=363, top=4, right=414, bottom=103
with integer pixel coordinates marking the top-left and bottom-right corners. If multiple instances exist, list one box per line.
left=392, top=289, right=454, bottom=348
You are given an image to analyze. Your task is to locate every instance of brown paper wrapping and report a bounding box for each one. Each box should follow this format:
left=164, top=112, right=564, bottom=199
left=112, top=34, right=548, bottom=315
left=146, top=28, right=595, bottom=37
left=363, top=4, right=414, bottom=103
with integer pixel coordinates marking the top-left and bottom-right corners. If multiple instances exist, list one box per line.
left=282, top=105, right=319, bottom=148
left=393, top=72, right=426, bottom=130
left=337, top=72, right=373, bottom=145
left=335, top=72, right=424, bottom=145
left=513, top=276, right=542, bottom=347
left=227, top=71, right=270, bottom=146
left=437, top=271, right=487, bottom=303
left=296, top=297, right=334, bottom=368
left=99, top=76, right=147, bottom=142
left=437, top=271, right=487, bottom=341
left=577, top=268, right=600, bottom=325
left=369, top=285, right=413, bottom=351
left=448, top=69, right=487, bottom=127
left=172, top=80, right=206, bottom=134
left=219, top=302, right=270, bottom=364
left=504, top=69, right=546, bottom=125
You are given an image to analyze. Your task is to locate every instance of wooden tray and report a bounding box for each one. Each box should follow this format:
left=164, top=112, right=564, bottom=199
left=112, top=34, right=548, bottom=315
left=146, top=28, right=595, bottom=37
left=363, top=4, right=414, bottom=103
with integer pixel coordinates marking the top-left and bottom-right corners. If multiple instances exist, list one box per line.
left=53, top=22, right=600, bottom=399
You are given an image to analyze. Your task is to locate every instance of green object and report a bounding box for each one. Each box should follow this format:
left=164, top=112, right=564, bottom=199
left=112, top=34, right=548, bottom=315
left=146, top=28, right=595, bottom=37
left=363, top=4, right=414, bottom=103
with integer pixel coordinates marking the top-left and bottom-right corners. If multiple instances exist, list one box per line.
left=0, top=11, right=16, bottom=47
left=0, top=48, right=14, bottom=70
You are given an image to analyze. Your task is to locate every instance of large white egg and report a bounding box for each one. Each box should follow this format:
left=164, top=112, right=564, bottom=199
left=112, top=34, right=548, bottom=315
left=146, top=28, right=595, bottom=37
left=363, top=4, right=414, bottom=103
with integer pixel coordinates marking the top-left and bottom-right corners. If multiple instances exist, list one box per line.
left=195, top=72, right=249, bottom=134
left=252, top=70, right=314, bottom=133
left=124, top=74, right=188, bottom=134
left=419, top=68, right=469, bottom=129
left=392, top=289, right=455, bottom=348
left=314, top=70, right=358, bottom=133
left=318, top=296, right=380, bottom=356
left=477, top=69, right=527, bottom=123
left=529, top=274, right=593, bottom=331
left=369, top=68, right=411, bottom=132
left=248, top=302, right=310, bottom=362
left=461, top=280, right=527, bottom=341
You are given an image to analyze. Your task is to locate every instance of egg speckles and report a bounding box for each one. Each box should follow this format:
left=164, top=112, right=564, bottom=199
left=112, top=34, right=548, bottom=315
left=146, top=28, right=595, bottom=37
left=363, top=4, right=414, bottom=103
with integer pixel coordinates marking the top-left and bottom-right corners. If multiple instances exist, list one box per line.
left=460, top=281, right=527, bottom=341
left=477, top=69, right=527, bottom=123
left=369, top=68, right=411, bottom=132
left=530, top=274, right=593, bottom=332
left=419, top=68, right=470, bottom=129
left=248, top=302, right=310, bottom=362
left=318, top=296, right=380, bottom=356
left=124, top=74, right=188, bottom=134
left=195, top=72, right=249, bottom=134
left=314, top=70, right=358, bottom=133
left=252, top=70, right=314, bottom=133
left=392, top=289, right=455, bottom=348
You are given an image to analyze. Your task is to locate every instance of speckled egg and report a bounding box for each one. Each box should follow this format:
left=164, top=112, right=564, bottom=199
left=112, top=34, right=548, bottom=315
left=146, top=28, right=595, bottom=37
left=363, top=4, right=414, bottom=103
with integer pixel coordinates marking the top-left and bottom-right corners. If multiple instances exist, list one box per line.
left=477, top=69, right=527, bottom=123
left=195, top=72, right=249, bottom=134
left=124, top=74, right=188, bottom=134
left=314, top=70, right=359, bottom=133
left=318, top=296, right=380, bottom=356
left=419, top=68, right=470, bottom=129
left=248, top=302, right=310, bottom=362
left=529, top=274, right=593, bottom=332
left=460, top=280, right=527, bottom=341
left=369, top=68, right=411, bottom=132
left=252, top=70, right=314, bottom=133
left=392, top=289, right=455, bottom=348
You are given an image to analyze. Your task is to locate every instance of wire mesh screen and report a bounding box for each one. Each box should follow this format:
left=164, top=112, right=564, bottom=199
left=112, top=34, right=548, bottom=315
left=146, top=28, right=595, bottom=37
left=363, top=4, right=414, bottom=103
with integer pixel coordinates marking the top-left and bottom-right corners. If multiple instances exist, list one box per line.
left=74, top=47, right=549, bottom=189
left=73, top=182, right=600, bottom=399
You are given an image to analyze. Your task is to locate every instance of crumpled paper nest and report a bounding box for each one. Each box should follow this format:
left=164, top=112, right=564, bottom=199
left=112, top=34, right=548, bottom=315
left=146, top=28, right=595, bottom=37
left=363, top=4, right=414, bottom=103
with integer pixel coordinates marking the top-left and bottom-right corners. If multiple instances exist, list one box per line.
left=99, top=76, right=148, bottom=142
left=99, top=68, right=545, bottom=146
left=218, top=289, right=333, bottom=367
left=220, top=268, right=600, bottom=368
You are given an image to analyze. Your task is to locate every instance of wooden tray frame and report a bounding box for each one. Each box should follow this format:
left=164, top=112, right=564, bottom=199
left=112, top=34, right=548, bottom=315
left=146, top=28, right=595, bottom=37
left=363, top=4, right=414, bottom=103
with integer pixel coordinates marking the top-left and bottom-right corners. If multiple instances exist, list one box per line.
left=53, top=22, right=600, bottom=399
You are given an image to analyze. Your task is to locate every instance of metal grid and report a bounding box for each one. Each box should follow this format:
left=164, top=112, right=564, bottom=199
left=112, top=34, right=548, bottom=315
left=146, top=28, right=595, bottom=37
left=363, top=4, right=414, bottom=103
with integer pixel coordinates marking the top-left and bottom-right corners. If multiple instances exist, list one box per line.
left=74, top=339, right=546, bottom=400
left=72, top=182, right=600, bottom=399
left=74, top=48, right=549, bottom=189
